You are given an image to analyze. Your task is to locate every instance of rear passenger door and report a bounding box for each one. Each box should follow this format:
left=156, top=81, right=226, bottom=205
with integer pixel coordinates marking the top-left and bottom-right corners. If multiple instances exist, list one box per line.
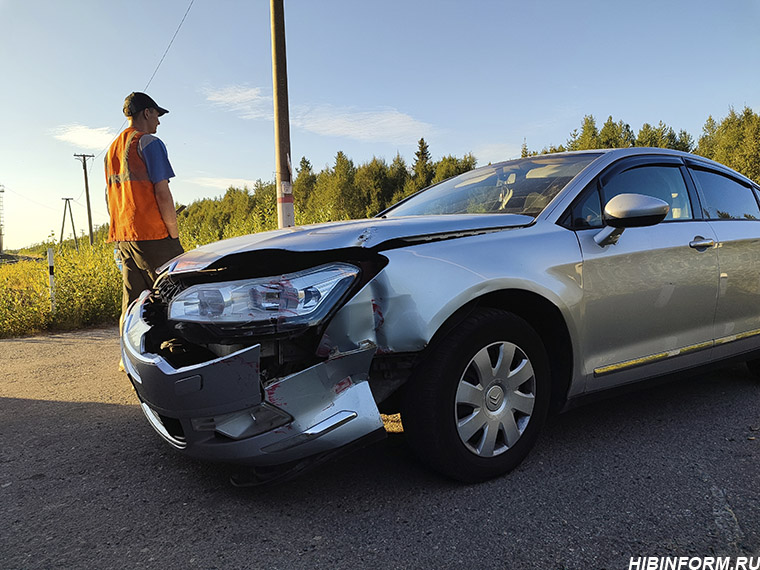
left=687, top=162, right=760, bottom=350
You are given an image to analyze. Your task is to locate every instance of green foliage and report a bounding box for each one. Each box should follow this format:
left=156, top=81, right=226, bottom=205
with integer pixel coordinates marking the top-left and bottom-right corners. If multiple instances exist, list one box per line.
left=528, top=112, right=714, bottom=158
left=599, top=116, right=635, bottom=149
left=354, top=157, right=396, bottom=217
left=7, top=110, right=759, bottom=339
left=696, top=106, right=760, bottom=182
left=293, top=157, right=317, bottom=211
left=0, top=240, right=121, bottom=338
left=567, top=115, right=600, bottom=150
left=634, top=121, right=692, bottom=150
left=178, top=181, right=278, bottom=249
left=0, top=259, right=50, bottom=338
left=432, top=153, right=477, bottom=185
left=395, top=138, right=435, bottom=203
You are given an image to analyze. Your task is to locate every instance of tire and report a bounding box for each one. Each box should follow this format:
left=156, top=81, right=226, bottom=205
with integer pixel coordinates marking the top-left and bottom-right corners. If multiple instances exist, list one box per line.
left=401, top=308, right=551, bottom=483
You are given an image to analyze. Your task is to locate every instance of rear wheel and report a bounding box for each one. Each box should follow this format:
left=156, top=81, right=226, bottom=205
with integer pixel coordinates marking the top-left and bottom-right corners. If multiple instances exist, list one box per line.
left=402, top=308, right=551, bottom=482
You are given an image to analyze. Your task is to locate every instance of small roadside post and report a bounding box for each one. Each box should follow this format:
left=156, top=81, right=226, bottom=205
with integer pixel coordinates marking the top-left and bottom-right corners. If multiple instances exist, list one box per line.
left=47, top=248, right=55, bottom=312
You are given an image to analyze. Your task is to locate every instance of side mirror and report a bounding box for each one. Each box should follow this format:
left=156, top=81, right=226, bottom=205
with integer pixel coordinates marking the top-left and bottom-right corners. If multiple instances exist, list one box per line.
left=594, top=193, right=669, bottom=246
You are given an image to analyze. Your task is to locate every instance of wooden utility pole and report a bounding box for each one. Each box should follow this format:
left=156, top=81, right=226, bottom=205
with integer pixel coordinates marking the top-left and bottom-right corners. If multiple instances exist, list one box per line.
left=270, top=0, right=294, bottom=228
left=59, top=198, right=79, bottom=252
left=74, top=154, right=95, bottom=245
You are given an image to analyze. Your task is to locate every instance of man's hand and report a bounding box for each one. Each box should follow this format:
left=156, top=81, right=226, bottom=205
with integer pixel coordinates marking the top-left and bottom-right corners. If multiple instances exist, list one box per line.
left=154, top=180, right=179, bottom=239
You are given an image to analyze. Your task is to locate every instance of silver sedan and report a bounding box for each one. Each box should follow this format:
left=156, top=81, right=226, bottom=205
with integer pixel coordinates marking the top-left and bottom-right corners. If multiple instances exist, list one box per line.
left=121, top=147, right=760, bottom=483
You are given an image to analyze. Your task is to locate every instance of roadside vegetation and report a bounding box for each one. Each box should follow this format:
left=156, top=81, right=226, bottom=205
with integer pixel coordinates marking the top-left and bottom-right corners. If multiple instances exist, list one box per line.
left=3, top=107, right=759, bottom=338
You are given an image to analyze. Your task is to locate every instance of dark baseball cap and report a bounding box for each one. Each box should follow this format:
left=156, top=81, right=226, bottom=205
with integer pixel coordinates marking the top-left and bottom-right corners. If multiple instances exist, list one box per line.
left=123, top=92, right=169, bottom=117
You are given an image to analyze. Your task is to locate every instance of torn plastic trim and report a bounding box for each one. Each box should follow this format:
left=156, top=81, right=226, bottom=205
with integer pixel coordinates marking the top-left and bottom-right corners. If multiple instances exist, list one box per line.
left=175, top=341, right=383, bottom=466
left=254, top=341, right=384, bottom=460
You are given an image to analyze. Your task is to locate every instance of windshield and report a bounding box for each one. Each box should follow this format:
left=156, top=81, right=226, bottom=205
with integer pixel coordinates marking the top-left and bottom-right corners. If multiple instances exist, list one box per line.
left=385, top=153, right=601, bottom=218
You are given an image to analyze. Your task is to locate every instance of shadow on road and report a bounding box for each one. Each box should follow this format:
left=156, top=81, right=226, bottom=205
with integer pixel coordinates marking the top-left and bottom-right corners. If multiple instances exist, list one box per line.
left=2, top=364, right=758, bottom=569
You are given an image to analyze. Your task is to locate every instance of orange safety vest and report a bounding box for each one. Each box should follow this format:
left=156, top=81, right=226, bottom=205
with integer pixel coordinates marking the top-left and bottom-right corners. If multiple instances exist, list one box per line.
left=106, top=127, right=168, bottom=242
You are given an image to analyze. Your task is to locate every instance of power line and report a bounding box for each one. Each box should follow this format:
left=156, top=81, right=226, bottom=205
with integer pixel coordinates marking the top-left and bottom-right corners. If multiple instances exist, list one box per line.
left=89, top=0, right=196, bottom=168
left=2, top=185, right=60, bottom=212
left=144, top=0, right=195, bottom=91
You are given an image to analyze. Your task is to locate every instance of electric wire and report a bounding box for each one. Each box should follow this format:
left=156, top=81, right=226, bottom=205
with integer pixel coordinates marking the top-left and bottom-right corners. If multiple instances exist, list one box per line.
left=88, top=0, right=195, bottom=170
left=144, top=0, right=195, bottom=92
left=3, top=185, right=60, bottom=213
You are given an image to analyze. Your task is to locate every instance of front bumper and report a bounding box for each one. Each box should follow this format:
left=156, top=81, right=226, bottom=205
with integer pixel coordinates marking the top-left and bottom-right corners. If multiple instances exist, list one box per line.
left=121, top=296, right=384, bottom=467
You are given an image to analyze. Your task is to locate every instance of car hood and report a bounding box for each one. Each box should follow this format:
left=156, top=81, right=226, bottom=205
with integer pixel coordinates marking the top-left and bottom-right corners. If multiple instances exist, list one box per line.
left=167, top=214, right=533, bottom=273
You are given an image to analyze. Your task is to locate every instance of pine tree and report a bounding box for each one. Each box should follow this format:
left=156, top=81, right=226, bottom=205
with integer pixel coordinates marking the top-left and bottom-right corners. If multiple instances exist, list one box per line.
left=401, top=138, right=435, bottom=199
left=567, top=115, right=599, bottom=150
left=599, top=116, right=634, bottom=148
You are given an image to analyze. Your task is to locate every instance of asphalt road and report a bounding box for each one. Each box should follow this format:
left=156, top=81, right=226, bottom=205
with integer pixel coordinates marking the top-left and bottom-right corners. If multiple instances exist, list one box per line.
left=1, top=326, right=759, bottom=569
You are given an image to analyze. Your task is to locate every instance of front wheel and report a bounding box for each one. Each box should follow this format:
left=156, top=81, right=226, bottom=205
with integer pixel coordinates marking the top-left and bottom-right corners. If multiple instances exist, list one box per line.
left=402, top=308, right=551, bottom=482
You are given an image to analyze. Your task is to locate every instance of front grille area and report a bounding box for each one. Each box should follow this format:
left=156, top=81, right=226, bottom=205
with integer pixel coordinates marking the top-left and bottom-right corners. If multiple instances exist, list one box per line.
left=156, top=274, right=186, bottom=304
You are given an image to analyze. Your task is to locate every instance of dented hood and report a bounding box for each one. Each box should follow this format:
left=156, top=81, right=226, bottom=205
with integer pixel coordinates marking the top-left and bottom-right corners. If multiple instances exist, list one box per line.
left=167, top=214, right=532, bottom=273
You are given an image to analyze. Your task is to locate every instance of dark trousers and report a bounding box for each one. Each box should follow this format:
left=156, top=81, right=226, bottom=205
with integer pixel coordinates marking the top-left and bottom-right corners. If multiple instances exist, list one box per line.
left=118, top=237, right=184, bottom=317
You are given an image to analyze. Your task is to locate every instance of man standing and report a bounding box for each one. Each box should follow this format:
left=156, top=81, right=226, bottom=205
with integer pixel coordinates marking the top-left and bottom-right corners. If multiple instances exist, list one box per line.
left=106, top=92, right=184, bottom=324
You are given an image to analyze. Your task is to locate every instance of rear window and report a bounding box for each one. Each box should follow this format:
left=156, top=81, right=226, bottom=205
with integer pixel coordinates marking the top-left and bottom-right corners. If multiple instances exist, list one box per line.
left=691, top=169, right=760, bottom=220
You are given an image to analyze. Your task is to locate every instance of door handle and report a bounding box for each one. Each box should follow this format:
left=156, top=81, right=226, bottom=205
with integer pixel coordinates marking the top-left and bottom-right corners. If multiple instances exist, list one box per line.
left=689, top=237, right=715, bottom=249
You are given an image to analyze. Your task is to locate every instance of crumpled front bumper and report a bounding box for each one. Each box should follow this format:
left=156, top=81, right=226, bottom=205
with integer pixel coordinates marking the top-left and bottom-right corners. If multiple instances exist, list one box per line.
left=121, top=295, right=385, bottom=467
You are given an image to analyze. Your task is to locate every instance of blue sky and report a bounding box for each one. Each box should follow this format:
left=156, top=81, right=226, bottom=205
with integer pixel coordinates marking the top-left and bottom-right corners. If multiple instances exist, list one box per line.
left=1, top=0, right=758, bottom=250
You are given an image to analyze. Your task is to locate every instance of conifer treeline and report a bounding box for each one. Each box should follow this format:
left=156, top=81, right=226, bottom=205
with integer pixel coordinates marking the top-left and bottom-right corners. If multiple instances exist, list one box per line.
left=28, top=107, right=756, bottom=253
left=178, top=139, right=476, bottom=248
left=523, top=106, right=760, bottom=183
left=178, top=105, right=759, bottom=248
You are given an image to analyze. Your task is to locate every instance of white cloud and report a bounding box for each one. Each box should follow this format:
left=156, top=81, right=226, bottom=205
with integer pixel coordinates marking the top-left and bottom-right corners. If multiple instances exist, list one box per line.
left=204, top=85, right=272, bottom=120
left=292, top=105, right=433, bottom=144
left=204, top=84, right=433, bottom=145
left=187, top=177, right=258, bottom=191
left=52, top=124, right=116, bottom=150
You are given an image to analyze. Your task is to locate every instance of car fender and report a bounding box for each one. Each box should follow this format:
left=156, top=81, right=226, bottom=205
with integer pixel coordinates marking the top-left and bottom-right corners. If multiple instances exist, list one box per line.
left=323, top=224, right=586, bottom=373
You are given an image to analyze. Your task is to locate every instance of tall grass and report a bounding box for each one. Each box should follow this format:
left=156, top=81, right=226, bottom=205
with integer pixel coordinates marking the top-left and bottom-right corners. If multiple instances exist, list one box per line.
left=1, top=189, right=359, bottom=339
left=0, top=241, right=122, bottom=338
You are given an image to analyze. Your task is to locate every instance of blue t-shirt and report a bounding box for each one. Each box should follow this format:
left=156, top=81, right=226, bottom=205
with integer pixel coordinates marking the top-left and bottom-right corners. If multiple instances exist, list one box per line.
left=137, top=134, right=175, bottom=184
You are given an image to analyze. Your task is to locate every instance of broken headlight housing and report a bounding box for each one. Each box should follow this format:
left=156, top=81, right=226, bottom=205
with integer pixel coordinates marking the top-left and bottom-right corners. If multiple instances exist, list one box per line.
left=167, top=263, right=360, bottom=333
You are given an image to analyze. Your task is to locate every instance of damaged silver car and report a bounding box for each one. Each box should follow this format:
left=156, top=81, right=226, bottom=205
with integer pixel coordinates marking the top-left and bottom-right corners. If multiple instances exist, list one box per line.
left=122, top=147, right=760, bottom=483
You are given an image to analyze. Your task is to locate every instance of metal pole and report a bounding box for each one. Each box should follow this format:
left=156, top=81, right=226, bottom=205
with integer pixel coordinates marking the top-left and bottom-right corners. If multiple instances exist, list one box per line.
left=270, top=0, right=294, bottom=228
left=47, top=248, right=55, bottom=312
left=74, top=154, right=95, bottom=245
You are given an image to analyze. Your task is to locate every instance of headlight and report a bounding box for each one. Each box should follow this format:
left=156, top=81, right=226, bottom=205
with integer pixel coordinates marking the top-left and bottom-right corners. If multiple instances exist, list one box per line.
left=168, top=263, right=360, bottom=330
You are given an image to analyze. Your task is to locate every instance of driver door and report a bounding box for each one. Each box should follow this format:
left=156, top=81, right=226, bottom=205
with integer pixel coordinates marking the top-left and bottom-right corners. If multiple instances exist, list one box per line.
left=571, top=158, right=719, bottom=391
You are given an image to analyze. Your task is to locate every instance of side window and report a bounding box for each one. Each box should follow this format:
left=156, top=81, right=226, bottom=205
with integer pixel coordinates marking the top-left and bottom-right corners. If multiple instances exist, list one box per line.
left=690, top=169, right=760, bottom=220
left=568, top=188, right=603, bottom=229
left=601, top=165, right=693, bottom=221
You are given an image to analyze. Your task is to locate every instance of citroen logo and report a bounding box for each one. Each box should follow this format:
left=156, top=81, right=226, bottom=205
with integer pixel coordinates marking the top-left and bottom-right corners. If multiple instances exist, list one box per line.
left=485, top=385, right=505, bottom=411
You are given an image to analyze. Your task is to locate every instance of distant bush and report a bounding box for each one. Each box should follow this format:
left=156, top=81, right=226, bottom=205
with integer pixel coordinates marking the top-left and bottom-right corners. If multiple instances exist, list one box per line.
left=0, top=258, right=50, bottom=338
left=0, top=241, right=121, bottom=339
left=2, top=140, right=477, bottom=338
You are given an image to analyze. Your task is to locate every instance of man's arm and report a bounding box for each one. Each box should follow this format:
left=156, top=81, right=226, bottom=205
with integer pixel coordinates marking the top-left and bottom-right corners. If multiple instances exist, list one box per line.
left=154, top=179, right=179, bottom=239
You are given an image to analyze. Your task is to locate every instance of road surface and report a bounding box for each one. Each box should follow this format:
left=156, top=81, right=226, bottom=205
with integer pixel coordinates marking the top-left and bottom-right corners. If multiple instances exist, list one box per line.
left=1, top=326, right=759, bottom=569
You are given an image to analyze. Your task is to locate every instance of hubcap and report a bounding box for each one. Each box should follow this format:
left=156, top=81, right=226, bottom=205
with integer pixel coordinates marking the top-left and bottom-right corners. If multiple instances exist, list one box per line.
left=454, top=341, right=536, bottom=458
left=485, top=385, right=505, bottom=411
